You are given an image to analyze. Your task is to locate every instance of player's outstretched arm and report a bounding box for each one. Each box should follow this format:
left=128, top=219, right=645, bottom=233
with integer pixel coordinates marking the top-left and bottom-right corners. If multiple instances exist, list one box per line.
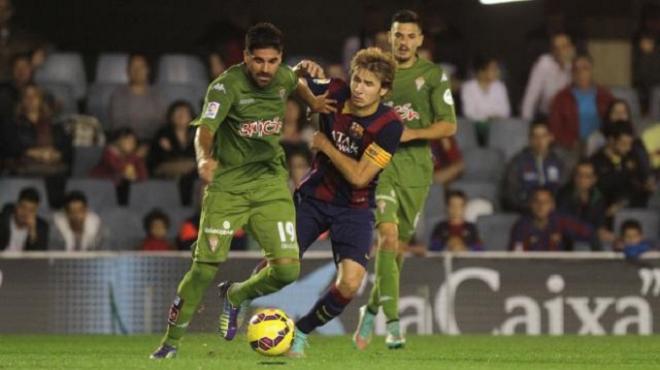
left=194, top=126, right=218, bottom=185
left=295, top=78, right=337, bottom=114
left=311, top=131, right=384, bottom=188
left=400, top=121, right=456, bottom=142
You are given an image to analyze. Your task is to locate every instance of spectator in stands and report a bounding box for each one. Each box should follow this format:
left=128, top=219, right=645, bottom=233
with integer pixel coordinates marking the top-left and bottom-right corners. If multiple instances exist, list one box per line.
left=2, top=84, right=71, bottom=177
left=431, top=137, right=464, bottom=185
left=502, top=121, right=566, bottom=212
left=286, top=147, right=311, bottom=193
left=0, top=53, right=33, bottom=124
left=556, top=160, right=614, bottom=245
left=548, top=54, right=614, bottom=151
left=207, top=52, right=226, bottom=80
left=616, top=219, right=657, bottom=260
left=51, top=191, right=103, bottom=251
left=509, top=187, right=597, bottom=251
left=429, top=189, right=483, bottom=252
left=91, top=127, right=148, bottom=204
left=461, top=55, right=510, bottom=123
left=148, top=100, right=196, bottom=178
left=591, top=121, right=655, bottom=209
left=521, top=32, right=575, bottom=121
left=342, top=5, right=387, bottom=72
left=0, top=0, right=41, bottom=80
left=633, top=32, right=660, bottom=113
left=108, top=53, right=165, bottom=141
left=139, top=209, right=175, bottom=251
left=642, top=122, right=660, bottom=176
left=0, top=187, right=48, bottom=251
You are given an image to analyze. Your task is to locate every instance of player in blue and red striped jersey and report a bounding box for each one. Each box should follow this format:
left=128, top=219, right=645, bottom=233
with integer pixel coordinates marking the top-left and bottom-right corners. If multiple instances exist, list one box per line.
left=287, top=48, right=403, bottom=357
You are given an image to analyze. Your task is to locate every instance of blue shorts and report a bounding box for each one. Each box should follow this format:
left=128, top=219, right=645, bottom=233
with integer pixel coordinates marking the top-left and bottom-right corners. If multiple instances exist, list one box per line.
left=295, top=193, right=374, bottom=268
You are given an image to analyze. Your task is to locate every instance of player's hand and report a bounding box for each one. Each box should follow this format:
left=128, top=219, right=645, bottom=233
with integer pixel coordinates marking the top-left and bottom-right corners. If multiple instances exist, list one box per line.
left=311, top=91, right=337, bottom=114
left=400, top=127, right=416, bottom=143
left=294, top=60, right=326, bottom=78
left=198, top=157, right=219, bottom=185
left=310, top=131, right=332, bottom=153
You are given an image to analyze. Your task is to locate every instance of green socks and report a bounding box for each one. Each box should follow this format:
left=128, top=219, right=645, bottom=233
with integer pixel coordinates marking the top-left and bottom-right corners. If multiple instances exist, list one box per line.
left=163, top=261, right=218, bottom=347
left=367, top=249, right=399, bottom=321
left=227, top=262, right=300, bottom=306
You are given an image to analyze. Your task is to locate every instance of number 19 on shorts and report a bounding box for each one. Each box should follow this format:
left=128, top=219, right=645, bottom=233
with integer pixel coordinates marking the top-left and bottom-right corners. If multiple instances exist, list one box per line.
left=277, top=221, right=296, bottom=247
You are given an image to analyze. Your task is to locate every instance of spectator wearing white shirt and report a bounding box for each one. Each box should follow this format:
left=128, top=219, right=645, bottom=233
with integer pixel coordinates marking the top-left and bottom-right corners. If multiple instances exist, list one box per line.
left=521, top=32, right=575, bottom=121
left=51, top=191, right=103, bottom=251
left=461, top=55, right=511, bottom=122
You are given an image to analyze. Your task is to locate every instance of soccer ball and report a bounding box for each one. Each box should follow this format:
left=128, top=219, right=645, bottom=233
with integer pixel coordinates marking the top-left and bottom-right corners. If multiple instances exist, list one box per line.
left=246, top=308, right=295, bottom=356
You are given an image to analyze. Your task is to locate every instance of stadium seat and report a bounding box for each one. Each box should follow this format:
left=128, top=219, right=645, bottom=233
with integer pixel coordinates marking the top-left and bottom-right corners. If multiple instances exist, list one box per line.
left=487, top=117, right=529, bottom=161
left=65, top=179, right=118, bottom=211
left=419, top=184, right=446, bottom=246
left=158, top=83, right=203, bottom=112
left=156, top=54, right=207, bottom=92
left=0, top=178, right=49, bottom=213
left=129, top=180, right=181, bottom=210
left=87, top=83, right=121, bottom=130
left=71, top=146, right=104, bottom=177
left=448, top=180, right=498, bottom=208
left=610, top=86, right=641, bottom=122
left=649, top=85, right=660, bottom=121
left=455, top=117, right=478, bottom=151
left=614, top=208, right=660, bottom=241
left=99, top=208, right=143, bottom=250
left=41, top=82, right=78, bottom=115
left=34, top=52, right=87, bottom=100
left=95, top=53, right=129, bottom=84
left=462, top=147, right=505, bottom=182
left=476, top=213, right=518, bottom=251
left=137, top=206, right=194, bottom=239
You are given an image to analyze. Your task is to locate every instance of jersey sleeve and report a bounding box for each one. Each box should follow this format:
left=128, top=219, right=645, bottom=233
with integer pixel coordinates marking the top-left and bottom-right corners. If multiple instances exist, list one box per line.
left=305, top=77, right=350, bottom=103
left=364, top=120, right=403, bottom=169
left=429, top=67, right=457, bottom=124
left=191, top=78, right=235, bottom=133
left=283, top=65, right=299, bottom=95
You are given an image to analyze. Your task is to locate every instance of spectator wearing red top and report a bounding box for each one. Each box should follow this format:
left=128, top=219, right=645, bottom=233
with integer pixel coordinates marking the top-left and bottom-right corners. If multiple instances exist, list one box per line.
left=140, top=209, right=174, bottom=251
left=431, top=137, right=464, bottom=185
left=429, top=189, right=482, bottom=252
left=548, top=54, right=614, bottom=152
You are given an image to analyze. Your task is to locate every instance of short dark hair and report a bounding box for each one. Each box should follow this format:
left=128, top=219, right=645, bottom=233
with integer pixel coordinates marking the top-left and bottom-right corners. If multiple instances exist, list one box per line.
left=10, top=52, right=31, bottom=67
left=530, top=120, right=550, bottom=133
left=445, top=189, right=467, bottom=205
left=245, top=23, right=284, bottom=53
left=620, top=219, right=642, bottom=235
left=602, top=121, right=634, bottom=140
left=473, top=55, right=498, bottom=72
left=18, top=187, right=40, bottom=204
left=111, top=127, right=137, bottom=142
left=64, top=191, right=88, bottom=208
left=143, top=208, right=170, bottom=233
left=605, top=99, right=632, bottom=125
left=573, top=52, right=594, bottom=65
left=530, top=186, right=554, bottom=200
left=166, top=100, right=194, bottom=124
left=391, top=9, right=423, bottom=31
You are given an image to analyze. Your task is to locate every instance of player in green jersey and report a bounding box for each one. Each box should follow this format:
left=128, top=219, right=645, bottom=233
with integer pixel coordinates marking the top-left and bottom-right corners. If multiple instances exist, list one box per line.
left=150, top=23, right=335, bottom=359
left=353, top=10, right=457, bottom=350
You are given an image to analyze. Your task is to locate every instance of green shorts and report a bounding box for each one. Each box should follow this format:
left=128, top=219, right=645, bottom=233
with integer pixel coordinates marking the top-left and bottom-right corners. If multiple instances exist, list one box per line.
left=375, top=181, right=430, bottom=243
left=193, top=180, right=299, bottom=263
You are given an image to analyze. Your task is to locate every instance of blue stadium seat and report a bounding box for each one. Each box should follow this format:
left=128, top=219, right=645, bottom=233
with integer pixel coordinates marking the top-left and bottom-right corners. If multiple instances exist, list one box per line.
left=488, top=117, right=529, bottom=161
left=455, top=117, right=478, bottom=151
left=419, top=184, right=446, bottom=246
left=65, top=179, right=117, bottom=211
left=650, top=85, right=660, bottom=121
left=156, top=54, right=207, bottom=92
left=476, top=213, right=518, bottom=251
left=158, top=83, right=203, bottom=112
left=129, top=180, right=181, bottom=210
left=449, top=180, right=498, bottom=208
left=614, top=208, right=660, bottom=241
left=34, top=52, right=87, bottom=100
left=72, top=146, right=104, bottom=178
left=0, top=177, right=49, bottom=213
left=41, top=82, right=78, bottom=115
left=87, top=83, right=121, bottom=130
left=99, top=208, right=143, bottom=250
left=462, top=147, right=505, bottom=182
left=95, top=53, right=129, bottom=84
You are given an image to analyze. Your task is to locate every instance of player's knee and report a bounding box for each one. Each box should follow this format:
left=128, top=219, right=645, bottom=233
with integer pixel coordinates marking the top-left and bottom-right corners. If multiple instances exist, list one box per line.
left=336, top=277, right=361, bottom=298
left=270, top=262, right=300, bottom=287
left=378, top=223, right=399, bottom=251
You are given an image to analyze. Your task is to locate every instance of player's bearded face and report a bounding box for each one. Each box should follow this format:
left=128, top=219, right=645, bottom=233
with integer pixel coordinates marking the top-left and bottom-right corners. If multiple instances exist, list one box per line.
left=349, top=68, right=387, bottom=109
left=244, top=48, right=282, bottom=87
left=390, top=22, right=424, bottom=63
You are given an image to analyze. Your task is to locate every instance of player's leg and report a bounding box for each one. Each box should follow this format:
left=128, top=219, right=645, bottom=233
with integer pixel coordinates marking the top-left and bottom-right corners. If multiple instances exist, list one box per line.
left=152, top=190, right=247, bottom=357
left=291, top=208, right=372, bottom=357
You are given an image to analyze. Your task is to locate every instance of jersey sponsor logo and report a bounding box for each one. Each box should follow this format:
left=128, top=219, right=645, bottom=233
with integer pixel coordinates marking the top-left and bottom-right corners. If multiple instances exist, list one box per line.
left=239, top=98, right=255, bottom=105
left=443, top=89, right=454, bottom=106
left=415, top=77, right=426, bottom=91
left=212, top=83, right=226, bottom=93
left=331, top=130, right=360, bottom=155
left=203, top=102, right=220, bottom=119
left=238, top=117, right=283, bottom=137
left=204, top=226, right=234, bottom=236
left=393, top=103, right=420, bottom=122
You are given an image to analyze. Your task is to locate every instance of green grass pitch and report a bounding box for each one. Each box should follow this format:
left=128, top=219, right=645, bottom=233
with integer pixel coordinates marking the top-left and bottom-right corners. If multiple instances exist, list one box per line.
left=2, top=334, right=660, bottom=369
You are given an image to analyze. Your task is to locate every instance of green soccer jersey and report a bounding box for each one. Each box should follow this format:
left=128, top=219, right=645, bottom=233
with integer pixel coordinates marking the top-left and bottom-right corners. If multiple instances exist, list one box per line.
left=191, top=63, right=298, bottom=191
left=380, top=57, right=457, bottom=187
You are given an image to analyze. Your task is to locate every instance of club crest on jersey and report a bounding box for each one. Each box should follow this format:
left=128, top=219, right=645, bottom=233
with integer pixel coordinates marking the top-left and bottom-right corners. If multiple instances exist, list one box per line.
left=415, top=77, right=425, bottom=91
left=444, top=89, right=455, bottom=106
left=393, top=103, right=420, bottom=122
left=349, top=122, right=365, bottom=139
left=238, top=117, right=283, bottom=137
left=279, top=88, right=287, bottom=101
